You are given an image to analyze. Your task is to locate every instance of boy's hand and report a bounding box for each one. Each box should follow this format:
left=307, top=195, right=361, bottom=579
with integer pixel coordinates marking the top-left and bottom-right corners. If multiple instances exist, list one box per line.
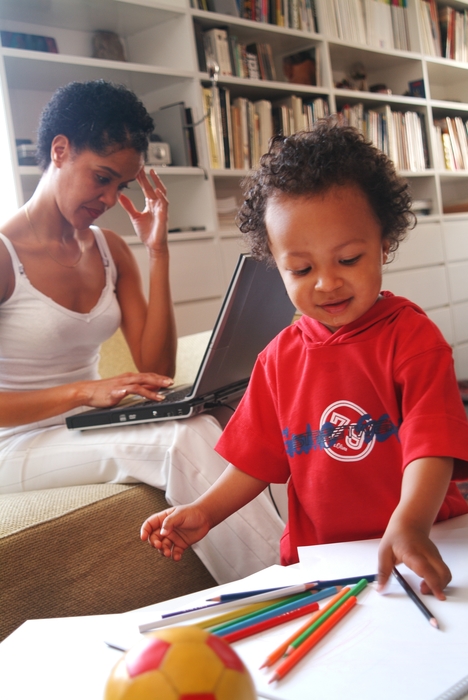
left=140, top=506, right=211, bottom=562
left=377, top=521, right=452, bottom=600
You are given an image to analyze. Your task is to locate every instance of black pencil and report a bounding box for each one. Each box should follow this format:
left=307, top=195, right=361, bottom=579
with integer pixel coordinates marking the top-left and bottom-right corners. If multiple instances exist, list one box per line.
left=392, top=566, right=439, bottom=629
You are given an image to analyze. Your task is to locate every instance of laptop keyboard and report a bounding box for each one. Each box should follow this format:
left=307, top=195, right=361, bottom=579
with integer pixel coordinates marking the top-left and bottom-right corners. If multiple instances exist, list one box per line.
left=158, top=386, right=191, bottom=403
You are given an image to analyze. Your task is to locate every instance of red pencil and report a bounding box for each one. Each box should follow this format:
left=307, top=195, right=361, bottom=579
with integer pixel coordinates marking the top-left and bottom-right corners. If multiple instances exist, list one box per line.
left=221, top=600, right=320, bottom=644
left=268, top=596, right=357, bottom=683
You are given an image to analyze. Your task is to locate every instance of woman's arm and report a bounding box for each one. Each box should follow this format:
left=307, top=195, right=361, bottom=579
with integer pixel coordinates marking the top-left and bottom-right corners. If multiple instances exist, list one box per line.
left=0, top=372, right=173, bottom=427
left=115, top=169, right=177, bottom=376
left=377, top=456, right=454, bottom=599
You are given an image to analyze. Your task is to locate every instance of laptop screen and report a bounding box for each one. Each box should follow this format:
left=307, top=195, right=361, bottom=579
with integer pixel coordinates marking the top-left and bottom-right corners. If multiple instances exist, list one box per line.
left=192, top=255, right=295, bottom=398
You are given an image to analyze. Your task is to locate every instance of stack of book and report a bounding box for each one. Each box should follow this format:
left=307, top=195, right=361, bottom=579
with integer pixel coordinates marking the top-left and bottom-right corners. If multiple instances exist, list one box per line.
left=416, top=0, right=442, bottom=57
left=216, top=195, right=239, bottom=232
left=317, top=0, right=411, bottom=52
left=337, top=103, right=429, bottom=172
left=433, top=117, right=468, bottom=172
left=438, top=5, right=468, bottom=62
left=203, top=86, right=328, bottom=170
left=197, top=25, right=277, bottom=81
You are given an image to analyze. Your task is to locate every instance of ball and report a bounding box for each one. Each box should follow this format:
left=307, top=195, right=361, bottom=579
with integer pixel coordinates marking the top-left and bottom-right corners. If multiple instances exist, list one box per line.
left=104, top=625, right=257, bottom=700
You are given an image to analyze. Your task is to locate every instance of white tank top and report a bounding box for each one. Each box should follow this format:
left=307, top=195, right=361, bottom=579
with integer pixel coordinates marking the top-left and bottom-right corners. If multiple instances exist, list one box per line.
left=0, top=226, right=121, bottom=438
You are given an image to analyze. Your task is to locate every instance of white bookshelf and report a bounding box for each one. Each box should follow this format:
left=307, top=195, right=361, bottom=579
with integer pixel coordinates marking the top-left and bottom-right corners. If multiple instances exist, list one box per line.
left=1, top=0, right=468, bottom=376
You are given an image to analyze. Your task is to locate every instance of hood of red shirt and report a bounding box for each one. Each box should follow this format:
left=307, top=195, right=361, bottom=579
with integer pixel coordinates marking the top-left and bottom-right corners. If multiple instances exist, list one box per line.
left=296, top=292, right=427, bottom=347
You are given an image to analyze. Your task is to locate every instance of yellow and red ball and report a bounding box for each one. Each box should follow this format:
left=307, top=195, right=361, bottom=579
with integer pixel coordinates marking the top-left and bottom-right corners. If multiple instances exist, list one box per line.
left=105, top=625, right=256, bottom=700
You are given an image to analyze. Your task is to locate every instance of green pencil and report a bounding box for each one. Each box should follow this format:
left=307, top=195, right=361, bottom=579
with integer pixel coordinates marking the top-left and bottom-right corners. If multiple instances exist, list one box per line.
left=284, top=578, right=369, bottom=655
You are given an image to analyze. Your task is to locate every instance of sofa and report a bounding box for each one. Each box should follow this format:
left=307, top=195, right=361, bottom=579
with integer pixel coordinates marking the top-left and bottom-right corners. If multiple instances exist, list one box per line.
left=0, top=330, right=217, bottom=642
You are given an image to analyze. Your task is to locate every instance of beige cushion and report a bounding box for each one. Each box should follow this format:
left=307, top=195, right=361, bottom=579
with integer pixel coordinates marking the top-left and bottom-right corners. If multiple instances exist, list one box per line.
left=0, top=483, right=216, bottom=642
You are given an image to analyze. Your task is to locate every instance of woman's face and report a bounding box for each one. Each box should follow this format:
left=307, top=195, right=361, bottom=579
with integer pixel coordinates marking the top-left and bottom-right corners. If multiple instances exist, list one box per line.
left=51, top=135, right=144, bottom=230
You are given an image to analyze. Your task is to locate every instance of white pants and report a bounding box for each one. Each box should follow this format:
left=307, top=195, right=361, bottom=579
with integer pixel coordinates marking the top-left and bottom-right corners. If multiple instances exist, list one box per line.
left=0, top=414, right=285, bottom=583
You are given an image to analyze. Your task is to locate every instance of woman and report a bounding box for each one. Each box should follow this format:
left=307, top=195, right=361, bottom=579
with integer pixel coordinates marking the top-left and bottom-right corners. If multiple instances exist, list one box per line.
left=0, top=80, right=284, bottom=583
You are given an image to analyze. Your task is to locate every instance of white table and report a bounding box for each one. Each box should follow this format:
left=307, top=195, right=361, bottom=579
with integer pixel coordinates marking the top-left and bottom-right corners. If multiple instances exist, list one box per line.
left=2, top=518, right=468, bottom=700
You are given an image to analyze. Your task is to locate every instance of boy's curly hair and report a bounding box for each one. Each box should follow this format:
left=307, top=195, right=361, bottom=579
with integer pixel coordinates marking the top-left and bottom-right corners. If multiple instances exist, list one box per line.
left=237, top=118, right=415, bottom=264
left=36, top=80, right=154, bottom=170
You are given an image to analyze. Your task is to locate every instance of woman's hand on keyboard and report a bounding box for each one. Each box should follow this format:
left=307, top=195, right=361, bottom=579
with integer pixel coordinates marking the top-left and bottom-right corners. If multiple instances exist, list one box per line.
left=76, top=372, right=174, bottom=408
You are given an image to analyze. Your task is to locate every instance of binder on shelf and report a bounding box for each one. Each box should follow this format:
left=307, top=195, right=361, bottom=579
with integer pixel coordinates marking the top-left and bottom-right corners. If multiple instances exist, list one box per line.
left=218, top=86, right=233, bottom=169
left=184, top=108, right=199, bottom=168
left=203, top=27, right=233, bottom=76
left=194, top=21, right=207, bottom=73
left=150, top=102, right=193, bottom=168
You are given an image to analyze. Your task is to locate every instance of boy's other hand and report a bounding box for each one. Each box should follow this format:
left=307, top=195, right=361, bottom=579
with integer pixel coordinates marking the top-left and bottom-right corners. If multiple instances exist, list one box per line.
left=140, top=505, right=210, bottom=562
left=377, top=523, right=452, bottom=600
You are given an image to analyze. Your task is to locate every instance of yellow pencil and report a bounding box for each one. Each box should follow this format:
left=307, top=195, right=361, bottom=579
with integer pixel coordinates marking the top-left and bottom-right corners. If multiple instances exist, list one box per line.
left=196, top=598, right=287, bottom=629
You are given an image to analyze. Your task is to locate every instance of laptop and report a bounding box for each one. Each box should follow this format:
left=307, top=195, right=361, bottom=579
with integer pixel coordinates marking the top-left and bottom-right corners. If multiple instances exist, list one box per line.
left=66, top=254, right=295, bottom=430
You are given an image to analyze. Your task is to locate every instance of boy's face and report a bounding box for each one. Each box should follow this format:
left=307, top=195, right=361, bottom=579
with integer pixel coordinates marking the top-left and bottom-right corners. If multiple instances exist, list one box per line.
left=265, top=185, right=389, bottom=332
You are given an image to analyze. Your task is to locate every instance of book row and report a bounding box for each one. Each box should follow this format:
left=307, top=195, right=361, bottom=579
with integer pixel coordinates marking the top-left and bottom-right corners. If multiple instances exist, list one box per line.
left=202, top=86, right=329, bottom=169
left=194, top=0, right=468, bottom=66
left=195, top=24, right=320, bottom=87
left=190, top=0, right=318, bottom=33
left=320, top=0, right=411, bottom=52
left=336, top=102, right=429, bottom=172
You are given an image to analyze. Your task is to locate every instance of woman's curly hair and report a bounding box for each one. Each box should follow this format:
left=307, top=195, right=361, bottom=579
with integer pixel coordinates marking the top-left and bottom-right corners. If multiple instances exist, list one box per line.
left=36, top=80, right=154, bottom=170
left=237, top=118, right=415, bottom=264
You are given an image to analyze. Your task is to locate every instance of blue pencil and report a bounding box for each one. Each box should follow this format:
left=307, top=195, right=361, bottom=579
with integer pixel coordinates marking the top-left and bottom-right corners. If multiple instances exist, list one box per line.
left=207, top=574, right=376, bottom=602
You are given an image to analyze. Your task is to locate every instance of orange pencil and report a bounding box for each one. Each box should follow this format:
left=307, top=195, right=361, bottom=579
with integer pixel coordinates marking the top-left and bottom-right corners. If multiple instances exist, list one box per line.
left=259, top=586, right=351, bottom=668
left=268, top=595, right=357, bottom=683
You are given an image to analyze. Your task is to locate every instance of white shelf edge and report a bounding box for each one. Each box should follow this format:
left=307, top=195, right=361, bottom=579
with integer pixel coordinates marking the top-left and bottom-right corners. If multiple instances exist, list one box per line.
left=1, top=47, right=194, bottom=80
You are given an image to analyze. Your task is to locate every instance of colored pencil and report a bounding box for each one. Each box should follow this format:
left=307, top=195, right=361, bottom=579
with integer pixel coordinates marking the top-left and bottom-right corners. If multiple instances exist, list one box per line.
left=207, top=574, right=376, bottom=602
left=259, top=586, right=351, bottom=668
left=196, top=600, right=285, bottom=630
left=285, top=578, right=368, bottom=654
left=139, top=597, right=284, bottom=633
left=212, top=587, right=339, bottom=637
left=220, top=600, right=320, bottom=644
left=140, top=581, right=326, bottom=632
left=209, top=589, right=329, bottom=634
left=268, top=596, right=358, bottom=683
left=392, top=566, right=439, bottom=629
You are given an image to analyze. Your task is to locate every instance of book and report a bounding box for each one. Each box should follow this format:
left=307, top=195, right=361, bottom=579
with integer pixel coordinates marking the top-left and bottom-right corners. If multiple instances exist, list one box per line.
left=202, top=87, right=222, bottom=169
left=245, top=47, right=261, bottom=79
left=218, top=86, right=233, bottom=169
left=408, top=78, right=425, bottom=98
left=0, top=30, right=58, bottom=52
left=454, top=117, right=468, bottom=170
left=254, top=99, right=273, bottom=160
left=230, top=103, right=244, bottom=169
left=232, top=96, right=250, bottom=168
left=212, top=0, right=240, bottom=15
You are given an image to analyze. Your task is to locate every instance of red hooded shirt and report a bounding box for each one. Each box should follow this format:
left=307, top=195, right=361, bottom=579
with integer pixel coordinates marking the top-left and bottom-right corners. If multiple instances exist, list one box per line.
left=216, top=293, right=468, bottom=565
